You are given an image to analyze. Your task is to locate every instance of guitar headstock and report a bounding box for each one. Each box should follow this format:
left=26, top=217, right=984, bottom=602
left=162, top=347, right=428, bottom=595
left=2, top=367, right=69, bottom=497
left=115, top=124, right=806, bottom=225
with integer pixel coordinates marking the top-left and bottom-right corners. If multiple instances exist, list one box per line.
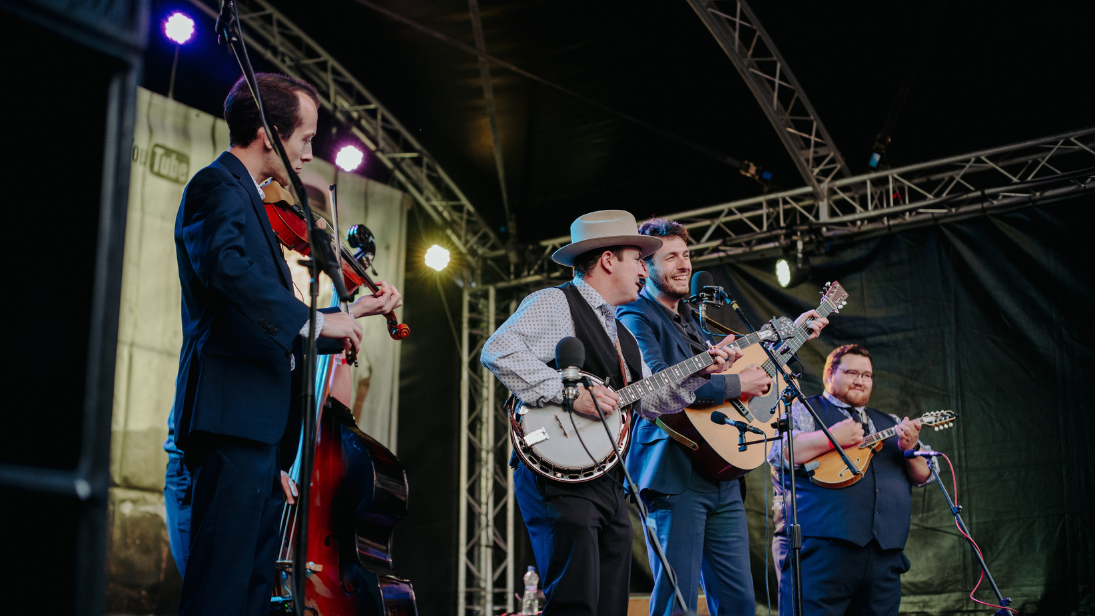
left=820, top=281, right=849, bottom=313
left=761, top=316, right=798, bottom=342
left=921, top=410, right=957, bottom=430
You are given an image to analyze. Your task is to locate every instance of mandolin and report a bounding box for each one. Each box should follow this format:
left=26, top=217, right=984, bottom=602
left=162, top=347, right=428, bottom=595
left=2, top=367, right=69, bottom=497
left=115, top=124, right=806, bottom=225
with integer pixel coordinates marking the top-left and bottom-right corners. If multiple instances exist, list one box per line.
left=805, top=410, right=956, bottom=488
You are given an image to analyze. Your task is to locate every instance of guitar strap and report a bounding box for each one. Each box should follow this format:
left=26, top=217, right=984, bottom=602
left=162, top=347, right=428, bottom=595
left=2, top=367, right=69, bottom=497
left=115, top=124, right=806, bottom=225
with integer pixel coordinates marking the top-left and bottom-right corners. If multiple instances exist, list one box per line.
left=614, top=337, right=629, bottom=388
left=701, top=315, right=744, bottom=337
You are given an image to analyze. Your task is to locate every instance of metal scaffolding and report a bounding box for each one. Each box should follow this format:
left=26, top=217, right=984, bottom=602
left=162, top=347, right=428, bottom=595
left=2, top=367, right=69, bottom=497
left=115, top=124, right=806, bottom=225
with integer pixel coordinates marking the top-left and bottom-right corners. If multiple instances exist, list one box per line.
left=457, top=285, right=524, bottom=615
left=508, top=127, right=1095, bottom=276
left=187, top=0, right=506, bottom=266
left=685, top=0, right=851, bottom=195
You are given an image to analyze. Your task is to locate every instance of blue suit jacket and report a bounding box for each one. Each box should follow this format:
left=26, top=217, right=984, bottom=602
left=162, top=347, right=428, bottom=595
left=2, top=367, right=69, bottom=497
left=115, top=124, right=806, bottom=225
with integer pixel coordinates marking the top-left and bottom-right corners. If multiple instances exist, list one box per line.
left=618, top=290, right=737, bottom=495
left=171, top=152, right=338, bottom=452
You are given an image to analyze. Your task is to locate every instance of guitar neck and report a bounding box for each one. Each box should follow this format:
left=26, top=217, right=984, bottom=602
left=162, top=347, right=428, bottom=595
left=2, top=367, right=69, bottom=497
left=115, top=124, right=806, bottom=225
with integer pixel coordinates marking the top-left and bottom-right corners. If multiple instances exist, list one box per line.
left=760, top=301, right=835, bottom=377
left=616, top=330, right=769, bottom=407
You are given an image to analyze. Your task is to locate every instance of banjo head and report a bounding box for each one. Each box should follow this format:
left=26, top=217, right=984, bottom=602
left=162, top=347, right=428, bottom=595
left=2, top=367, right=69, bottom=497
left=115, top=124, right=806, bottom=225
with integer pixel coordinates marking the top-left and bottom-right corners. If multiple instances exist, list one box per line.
left=512, top=373, right=630, bottom=483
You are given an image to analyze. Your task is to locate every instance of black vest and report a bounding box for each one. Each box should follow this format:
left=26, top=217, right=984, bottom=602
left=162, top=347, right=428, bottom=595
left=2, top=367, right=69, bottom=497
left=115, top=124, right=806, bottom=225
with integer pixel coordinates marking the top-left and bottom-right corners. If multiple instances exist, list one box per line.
left=509, top=283, right=644, bottom=472
left=553, top=282, right=642, bottom=389
left=773, top=395, right=913, bottom=550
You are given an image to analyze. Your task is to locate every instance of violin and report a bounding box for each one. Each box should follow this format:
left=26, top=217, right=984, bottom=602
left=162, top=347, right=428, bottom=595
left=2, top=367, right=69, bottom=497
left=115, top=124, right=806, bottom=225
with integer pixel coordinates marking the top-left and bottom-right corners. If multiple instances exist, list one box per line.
left=261, top=182, right=410, bottom=342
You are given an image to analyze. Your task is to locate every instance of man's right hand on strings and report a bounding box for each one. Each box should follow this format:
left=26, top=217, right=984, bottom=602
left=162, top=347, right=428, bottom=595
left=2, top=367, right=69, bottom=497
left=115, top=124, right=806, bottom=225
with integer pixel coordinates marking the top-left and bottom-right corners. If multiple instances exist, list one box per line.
left=571, top=384, right=619, bottom=418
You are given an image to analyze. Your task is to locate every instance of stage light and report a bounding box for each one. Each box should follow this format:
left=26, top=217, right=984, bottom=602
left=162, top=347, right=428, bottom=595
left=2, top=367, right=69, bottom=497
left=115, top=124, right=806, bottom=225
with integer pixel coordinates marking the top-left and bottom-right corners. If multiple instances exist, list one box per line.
left=336, top=146, right=364, bottom=172
left=164, top=13, right=195, bottom=45
left=425, top=245, right=450, bottom=271
left=776, top=240, right=811, bottom=288
left=776, top=259, right=792, bottom=287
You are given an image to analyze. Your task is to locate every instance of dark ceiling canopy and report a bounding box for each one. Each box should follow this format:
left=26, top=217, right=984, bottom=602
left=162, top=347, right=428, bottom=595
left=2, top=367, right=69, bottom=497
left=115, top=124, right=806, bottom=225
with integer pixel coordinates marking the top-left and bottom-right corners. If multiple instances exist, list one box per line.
left=145, top=0, right=1094, bottom=244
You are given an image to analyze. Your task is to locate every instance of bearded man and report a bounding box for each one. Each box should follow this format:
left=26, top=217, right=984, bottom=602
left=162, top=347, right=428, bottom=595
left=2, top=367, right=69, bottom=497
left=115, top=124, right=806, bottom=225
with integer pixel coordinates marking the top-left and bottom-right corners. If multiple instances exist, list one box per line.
left=617, top=217, right=826, bottom=616
left=767, top=344, right=935, bottom=616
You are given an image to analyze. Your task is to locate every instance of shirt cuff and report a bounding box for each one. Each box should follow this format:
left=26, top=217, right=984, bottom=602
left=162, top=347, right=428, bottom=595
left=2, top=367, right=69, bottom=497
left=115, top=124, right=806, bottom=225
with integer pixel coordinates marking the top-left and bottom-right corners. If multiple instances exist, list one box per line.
left=724, top=374, right=742, bottom=400
left=298, top=311, right=325, bottom=340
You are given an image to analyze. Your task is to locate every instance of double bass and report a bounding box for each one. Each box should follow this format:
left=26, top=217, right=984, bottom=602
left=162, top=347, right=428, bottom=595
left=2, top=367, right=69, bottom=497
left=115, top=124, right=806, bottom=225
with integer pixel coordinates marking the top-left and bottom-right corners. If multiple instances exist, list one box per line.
left=262, top=182, right=417, bottom=615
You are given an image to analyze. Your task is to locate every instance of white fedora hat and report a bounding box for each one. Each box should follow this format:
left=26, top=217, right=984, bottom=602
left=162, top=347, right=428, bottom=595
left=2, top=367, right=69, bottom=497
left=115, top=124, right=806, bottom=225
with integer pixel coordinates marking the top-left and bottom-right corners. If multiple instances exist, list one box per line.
left=552, top=210, right=663, bottom=267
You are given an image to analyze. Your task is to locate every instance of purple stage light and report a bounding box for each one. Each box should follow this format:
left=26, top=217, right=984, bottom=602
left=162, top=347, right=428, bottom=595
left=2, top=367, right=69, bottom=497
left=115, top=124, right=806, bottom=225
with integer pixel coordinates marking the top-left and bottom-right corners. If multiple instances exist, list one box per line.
left=165, top=13, right=195, bottom=45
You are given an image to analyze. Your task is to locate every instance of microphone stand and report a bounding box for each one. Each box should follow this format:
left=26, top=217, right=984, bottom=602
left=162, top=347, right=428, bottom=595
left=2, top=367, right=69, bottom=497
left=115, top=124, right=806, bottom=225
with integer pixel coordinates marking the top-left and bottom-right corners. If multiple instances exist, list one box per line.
left=927, top=458, right=1012, bottom=615
left=581, top=378, right=696, bottom=616
left=714, top=289, right=857, bottom=616
left=216, top=5, right=352, bottom=615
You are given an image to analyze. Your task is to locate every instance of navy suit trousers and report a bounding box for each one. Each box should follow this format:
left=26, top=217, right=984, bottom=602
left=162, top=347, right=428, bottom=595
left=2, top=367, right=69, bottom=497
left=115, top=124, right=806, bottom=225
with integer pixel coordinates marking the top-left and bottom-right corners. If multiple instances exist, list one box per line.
left=773, top=536, right=910, bottom=616
left=514, top=462, right=631, bottom=616
left=179, top=437, right=283, bottom=616
left=645, top=475, right=754, bottom=616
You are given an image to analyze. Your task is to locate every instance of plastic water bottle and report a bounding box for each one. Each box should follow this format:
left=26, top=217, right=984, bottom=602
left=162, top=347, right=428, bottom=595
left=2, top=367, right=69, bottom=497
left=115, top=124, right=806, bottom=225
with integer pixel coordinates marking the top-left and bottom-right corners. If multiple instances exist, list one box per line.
left=521, top=566, right=542, bottom=614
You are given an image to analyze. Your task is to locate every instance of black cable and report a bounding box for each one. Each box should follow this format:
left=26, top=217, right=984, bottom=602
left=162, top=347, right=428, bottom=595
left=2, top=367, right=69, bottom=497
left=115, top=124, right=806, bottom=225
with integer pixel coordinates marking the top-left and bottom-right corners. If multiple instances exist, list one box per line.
left=564, top=391, right=623, bottom=490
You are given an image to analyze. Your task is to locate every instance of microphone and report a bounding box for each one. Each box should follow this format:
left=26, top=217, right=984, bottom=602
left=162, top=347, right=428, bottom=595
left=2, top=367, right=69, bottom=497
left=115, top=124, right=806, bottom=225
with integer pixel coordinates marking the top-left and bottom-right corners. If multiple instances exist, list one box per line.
left=690, top=271, right=716, bottom=324
left=904, top=449, right=941, bottom=459
left=215, top=0, right=238, bottom=43
left=711, top=411, right=765, bottom=435
left=556, top=337, right=585, bottom=401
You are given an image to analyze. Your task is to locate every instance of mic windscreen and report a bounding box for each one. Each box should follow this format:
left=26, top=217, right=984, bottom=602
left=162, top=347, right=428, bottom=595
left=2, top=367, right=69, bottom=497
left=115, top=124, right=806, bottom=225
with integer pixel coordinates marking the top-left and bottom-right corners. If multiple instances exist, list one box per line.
left=691, top=271, right=714, bottom=297
left=710, top=411, right=728, bottom=425
left=903, top=449, right=917, bottom=459
left=556, top=337, right=585, bottom=370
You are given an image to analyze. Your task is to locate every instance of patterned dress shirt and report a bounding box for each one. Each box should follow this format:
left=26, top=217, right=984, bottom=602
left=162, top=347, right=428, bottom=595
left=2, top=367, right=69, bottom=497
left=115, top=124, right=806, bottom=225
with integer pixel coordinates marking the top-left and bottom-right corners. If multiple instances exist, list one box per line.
left=481, top=277, right=706, bottom=421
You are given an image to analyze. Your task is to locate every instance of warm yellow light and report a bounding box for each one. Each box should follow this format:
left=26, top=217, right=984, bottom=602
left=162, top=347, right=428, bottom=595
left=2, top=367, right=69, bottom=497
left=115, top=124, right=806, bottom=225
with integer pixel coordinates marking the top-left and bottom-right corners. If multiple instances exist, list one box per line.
left=425, top=244, right=450, bottom=271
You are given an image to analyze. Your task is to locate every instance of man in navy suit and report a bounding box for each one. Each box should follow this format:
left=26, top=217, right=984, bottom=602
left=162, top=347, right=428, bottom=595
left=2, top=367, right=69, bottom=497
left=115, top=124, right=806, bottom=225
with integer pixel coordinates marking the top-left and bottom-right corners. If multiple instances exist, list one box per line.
left=618, top=218, right=826, bottom=616
left=170, top=73, right=401, bottom=615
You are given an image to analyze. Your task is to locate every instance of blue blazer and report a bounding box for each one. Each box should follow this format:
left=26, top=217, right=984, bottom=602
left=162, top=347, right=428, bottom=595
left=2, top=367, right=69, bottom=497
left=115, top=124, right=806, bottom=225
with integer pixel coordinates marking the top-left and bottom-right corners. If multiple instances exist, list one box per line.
left=171, top=152, right=339, bottom=452
left=618, top=290, right=736, bottom=495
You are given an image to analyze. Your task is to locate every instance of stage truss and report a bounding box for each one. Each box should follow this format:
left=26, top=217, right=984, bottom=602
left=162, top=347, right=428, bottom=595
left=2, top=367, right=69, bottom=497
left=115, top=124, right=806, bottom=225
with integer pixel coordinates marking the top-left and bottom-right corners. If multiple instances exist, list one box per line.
left=187, top=0, right=506, bottom=270
left=685, top=0, right=851, bottom=195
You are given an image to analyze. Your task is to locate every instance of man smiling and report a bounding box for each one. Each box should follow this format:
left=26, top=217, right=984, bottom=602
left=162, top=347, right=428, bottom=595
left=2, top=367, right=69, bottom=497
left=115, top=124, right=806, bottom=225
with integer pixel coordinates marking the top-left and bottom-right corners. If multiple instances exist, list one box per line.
left=618, top=218, right=825, bottom=616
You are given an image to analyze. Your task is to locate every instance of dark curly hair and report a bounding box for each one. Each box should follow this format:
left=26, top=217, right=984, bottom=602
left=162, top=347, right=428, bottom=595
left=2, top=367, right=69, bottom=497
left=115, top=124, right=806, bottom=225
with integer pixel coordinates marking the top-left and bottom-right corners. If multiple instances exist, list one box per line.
left=637, top=217, right=688, bottom=264
left=224, top=73, right=320, bottom=147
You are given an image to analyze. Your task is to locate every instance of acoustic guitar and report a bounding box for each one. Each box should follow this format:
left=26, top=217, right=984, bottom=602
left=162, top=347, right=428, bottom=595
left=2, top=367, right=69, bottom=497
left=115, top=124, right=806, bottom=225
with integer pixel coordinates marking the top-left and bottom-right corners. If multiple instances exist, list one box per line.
left=658, top=282, right=849, bottom=481
left=805, top=410, right=957, bottom=488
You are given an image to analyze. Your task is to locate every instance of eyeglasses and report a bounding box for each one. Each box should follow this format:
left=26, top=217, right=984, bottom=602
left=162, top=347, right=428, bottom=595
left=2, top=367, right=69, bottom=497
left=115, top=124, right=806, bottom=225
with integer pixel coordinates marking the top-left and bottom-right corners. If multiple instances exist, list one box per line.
left=839, top=368, right=873, bottom=382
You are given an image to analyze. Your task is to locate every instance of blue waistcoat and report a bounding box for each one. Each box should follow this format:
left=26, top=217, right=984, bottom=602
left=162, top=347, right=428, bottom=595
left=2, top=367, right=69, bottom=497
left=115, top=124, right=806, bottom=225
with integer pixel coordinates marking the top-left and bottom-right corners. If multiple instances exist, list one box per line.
left=773, top=395, right=913, bottom=550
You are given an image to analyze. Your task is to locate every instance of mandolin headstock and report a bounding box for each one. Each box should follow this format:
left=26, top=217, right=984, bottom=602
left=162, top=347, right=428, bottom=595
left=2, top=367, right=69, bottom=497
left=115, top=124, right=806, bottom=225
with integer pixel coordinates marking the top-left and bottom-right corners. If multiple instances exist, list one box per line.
left=921, top=410, right=957, bottom=430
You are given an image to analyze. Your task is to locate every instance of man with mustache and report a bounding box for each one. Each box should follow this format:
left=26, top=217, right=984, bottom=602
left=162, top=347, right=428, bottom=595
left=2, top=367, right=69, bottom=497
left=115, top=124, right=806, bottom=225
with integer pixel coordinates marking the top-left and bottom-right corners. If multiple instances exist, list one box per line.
left=617, top=217, right=826, bottom=616
left=767, top=344, right=935, bottom=616
left=481, top=210, right=740, bottom=616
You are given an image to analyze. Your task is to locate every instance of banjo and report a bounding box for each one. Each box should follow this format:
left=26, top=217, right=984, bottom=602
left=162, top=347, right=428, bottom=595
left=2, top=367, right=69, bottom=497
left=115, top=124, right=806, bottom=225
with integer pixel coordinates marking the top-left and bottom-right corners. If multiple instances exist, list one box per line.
left=508, top=327, right=781, bottom=483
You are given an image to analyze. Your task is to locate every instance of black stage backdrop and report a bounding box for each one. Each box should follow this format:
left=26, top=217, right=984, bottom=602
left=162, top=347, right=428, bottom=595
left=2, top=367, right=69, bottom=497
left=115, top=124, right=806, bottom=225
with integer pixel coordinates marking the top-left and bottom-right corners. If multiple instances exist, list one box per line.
left=396, top=197, right=1094, bottom=615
